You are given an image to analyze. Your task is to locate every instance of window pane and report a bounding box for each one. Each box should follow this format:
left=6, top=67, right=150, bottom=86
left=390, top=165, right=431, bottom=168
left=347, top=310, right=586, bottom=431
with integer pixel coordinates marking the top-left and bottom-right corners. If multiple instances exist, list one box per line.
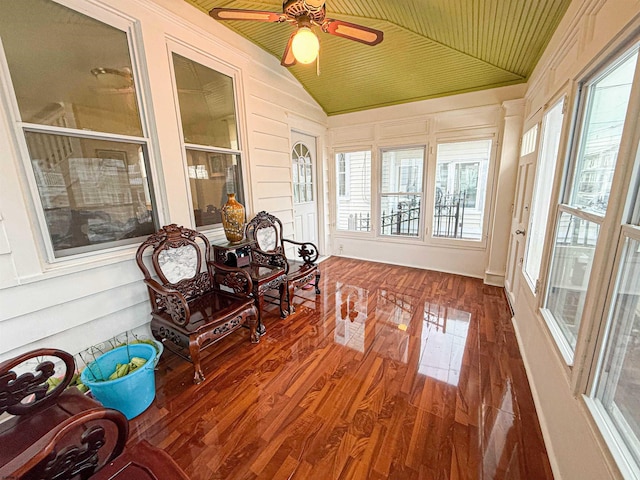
left=594, top=236, right=640, bottom=466
left=524, top=100, right=565, bottom=290
left=545, top=212, right=599, bottom=350
left=292, top=142, right=313, bottom=205
left=186, top=150, right=243, bottom=228
left=569, top=50, right=638, bottom=215
left=25, top=132, right=156, bottom=257
left=172, top=53, right=238, bottom=149
left=433, top=139, right=492, bottom=240
left=380, top=195, right=421, bottom=237
left=0, top=0, right=142, bottom=136
left=381, top=148, right=424, bottom=193
left=336, top=151, right=371, bottom=232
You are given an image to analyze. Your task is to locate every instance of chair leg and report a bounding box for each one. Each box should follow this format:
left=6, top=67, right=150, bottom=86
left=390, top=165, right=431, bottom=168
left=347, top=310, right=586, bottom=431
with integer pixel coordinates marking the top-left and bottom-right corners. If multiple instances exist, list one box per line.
left=315, top=269, right=321, bottom=294
left=189, top=339, right=204, bottom=384
left=256, top=294, right=267, bottom=335
left=248, top=308, right=260, bottom=344
left=287, top=283, right=296, bottom=315
left=279, top=283, right=289, bottom=318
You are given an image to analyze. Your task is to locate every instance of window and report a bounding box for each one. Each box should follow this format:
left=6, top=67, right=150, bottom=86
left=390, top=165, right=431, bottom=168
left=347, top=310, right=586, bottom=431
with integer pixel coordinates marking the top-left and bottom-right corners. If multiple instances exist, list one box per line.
left=543, top=47, right=638, bottom=360
left=292, top=142, right=313, bottom=204
left=337, top=153, right=349, bottom=198
left=335, top=150, right=371, bottom=232
left=432, top=139, right=492, bottom=240
left=0, top=0, right=157, bottom=258
left=172, top=52, right=243, bottom=229
left=524, top=100, right=565, bottom=292
left=380, top=147, right=424, bottom=237
left=592, top=233, right=640, bottom=472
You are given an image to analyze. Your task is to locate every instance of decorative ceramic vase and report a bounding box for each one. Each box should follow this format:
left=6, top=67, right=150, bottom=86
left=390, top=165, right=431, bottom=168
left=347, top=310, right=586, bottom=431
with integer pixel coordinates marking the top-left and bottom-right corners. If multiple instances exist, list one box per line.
left=221, top=193, right=245, bottom=244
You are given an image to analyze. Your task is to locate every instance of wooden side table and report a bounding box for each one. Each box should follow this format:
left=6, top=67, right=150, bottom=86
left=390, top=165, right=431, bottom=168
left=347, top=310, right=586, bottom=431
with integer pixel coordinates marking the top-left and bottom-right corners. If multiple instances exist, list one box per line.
left=211, top=239, right=288, bottom=334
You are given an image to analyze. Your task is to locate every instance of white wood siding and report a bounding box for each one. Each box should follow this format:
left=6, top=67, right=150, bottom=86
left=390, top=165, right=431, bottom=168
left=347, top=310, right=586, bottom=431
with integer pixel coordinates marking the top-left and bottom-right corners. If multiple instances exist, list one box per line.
left=0, top=0, right=326, bottom=362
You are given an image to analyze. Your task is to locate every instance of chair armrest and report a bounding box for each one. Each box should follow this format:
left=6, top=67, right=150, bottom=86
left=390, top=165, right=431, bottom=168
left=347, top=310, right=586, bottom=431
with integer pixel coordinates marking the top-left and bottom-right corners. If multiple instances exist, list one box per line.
left=209, top=262, right=254, bottom=296
left=0, top=349, right=75, bottom=416
left=144, top=278, right=190, bottom=326
left=282, top=239, right=319, bottom=264
left=0, top=407, right=128, bottom=480
left=250, top=248, right=289, bottom=273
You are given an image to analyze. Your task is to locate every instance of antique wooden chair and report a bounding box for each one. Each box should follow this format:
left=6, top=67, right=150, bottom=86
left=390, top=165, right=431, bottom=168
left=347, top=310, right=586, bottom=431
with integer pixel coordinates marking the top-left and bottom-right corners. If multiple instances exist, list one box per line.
left=245, top=211, right=320, bottom=316
left=135, top=224, right=259, bottom=384
left=0, top=348, right=128, bottom=479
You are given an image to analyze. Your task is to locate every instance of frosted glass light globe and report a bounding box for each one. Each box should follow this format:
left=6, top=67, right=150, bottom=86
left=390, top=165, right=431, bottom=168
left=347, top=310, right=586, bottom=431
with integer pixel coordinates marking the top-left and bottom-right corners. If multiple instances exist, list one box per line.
left=291, top=27, right=319, bottom=64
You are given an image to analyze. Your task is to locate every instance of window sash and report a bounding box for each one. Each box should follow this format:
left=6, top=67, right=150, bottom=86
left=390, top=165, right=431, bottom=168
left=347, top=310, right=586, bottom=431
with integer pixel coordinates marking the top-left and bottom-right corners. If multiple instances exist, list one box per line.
left=0, top=0, right=158, bottom=260
left=335, top=150, right=371, bottom=233
left=523, top=99, right=565, bottom=293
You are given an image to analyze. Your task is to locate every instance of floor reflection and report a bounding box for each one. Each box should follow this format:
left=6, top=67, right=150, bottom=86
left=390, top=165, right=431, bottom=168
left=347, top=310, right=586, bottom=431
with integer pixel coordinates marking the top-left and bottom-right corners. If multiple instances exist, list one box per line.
left=135, top=257, right=553, bottom=480
left=334, top=282, right=368, bottom=352
left=419, top=303, right=471, bottom=386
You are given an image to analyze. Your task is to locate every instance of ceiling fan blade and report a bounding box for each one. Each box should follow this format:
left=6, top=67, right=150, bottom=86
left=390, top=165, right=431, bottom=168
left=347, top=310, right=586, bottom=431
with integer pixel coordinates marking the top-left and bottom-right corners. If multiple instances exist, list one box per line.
left=210, top=8, right=283, bottom=23
left=322, top=19, right=383, bottom=46
left=281, top=32, right=297, bottom=67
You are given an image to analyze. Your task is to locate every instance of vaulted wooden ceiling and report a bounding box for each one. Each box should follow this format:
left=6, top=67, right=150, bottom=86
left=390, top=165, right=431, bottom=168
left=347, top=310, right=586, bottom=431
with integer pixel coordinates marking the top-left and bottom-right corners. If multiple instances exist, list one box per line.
left=184, top=0, right=571, bottom=116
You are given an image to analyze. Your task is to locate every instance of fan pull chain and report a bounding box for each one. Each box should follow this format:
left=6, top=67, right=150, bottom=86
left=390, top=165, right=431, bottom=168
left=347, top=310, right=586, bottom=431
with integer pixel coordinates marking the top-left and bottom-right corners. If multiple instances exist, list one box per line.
left=316, top=49, right=320, bottom=76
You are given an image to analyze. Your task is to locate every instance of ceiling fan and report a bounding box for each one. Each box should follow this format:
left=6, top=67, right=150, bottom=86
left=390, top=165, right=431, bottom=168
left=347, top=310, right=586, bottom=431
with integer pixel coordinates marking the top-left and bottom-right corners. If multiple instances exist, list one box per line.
left=210, top=0, right=384, bottom=67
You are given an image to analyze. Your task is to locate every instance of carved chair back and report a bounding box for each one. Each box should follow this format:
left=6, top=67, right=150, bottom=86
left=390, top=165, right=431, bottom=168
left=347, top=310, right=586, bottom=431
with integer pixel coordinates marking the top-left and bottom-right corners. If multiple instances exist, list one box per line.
left=136, top=224, right=215, bottom=304
left=0, top=349, right=128, bottom=480
left=245, top=211, right=284, bottom=255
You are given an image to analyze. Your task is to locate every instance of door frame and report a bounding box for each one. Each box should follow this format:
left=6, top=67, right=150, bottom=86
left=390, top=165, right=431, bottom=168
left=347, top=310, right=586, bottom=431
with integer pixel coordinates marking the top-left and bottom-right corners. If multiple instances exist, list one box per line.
left=287, top=115, right=327, bottom=256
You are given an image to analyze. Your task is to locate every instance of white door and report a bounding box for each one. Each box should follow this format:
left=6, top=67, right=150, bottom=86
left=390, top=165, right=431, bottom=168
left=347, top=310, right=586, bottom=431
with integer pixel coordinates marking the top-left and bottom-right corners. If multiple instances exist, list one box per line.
left=291, top=131, right=318, bottom=243
left=504, top=125, right=538, bottom=307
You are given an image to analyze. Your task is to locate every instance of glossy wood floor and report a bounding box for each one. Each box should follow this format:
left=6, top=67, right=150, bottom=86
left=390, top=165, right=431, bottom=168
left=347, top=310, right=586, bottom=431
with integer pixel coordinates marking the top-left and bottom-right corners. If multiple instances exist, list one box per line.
left=128, top=257, right=554, bottom=480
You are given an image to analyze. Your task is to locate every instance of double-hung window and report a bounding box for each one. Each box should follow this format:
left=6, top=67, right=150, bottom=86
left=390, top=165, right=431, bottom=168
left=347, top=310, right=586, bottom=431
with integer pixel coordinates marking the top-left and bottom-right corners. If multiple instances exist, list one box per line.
left=543, top=47, right=638, bottom=360
left=0, top=0, right=158, bottom=259
left=432, top=139, right=492, bottom=241
left=380, top=147, right=425, bottom=238
left=171, top=52, right=244, bottom=229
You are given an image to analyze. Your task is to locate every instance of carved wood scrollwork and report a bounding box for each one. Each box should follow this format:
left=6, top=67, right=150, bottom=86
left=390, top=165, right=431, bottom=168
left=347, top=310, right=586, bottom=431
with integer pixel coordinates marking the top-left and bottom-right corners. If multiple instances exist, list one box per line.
left=257, top=275, right=287, bottom=295
left=0, top=362, right=55, bottom=414
left=211, top=317, right=242, bottom=337
left=252, top=250, right=287, bottom=269
left=222, top=272, right=250, bottom=294
left=157, top=326, right=188, bottom=349
left=294, top=271, right=316, bottom=288
left=36, top=424, right=106, bottom=480
left=297, top=244, right=318, bottom=264
left=165, top=294, right=188, bottom=326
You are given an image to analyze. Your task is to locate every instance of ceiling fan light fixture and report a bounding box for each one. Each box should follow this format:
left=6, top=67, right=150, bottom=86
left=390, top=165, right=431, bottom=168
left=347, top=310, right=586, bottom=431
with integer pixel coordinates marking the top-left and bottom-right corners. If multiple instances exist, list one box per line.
left=291, top=26, right=319, bottom=64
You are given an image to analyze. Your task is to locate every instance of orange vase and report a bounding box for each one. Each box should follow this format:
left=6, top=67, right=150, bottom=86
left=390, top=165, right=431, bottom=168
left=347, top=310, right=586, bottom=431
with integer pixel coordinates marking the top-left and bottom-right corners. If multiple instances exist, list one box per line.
left=221, top=193, right=245, bottom=244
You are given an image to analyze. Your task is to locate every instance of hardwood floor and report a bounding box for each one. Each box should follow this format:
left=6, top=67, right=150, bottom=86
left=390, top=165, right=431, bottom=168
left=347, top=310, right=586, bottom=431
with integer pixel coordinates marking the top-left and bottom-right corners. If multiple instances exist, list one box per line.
left=128, top=257, right=554, bottom=480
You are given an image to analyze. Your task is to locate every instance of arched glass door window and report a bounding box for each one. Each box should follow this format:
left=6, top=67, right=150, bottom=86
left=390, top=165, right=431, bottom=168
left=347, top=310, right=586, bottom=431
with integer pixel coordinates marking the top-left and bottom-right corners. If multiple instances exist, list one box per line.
left=292, top=142, right=313, bottom=203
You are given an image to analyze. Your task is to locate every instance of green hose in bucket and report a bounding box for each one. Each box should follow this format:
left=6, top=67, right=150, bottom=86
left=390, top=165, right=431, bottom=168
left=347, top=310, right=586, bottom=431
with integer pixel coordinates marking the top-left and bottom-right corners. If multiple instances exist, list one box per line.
left=80, top=343, right=157, bottom=420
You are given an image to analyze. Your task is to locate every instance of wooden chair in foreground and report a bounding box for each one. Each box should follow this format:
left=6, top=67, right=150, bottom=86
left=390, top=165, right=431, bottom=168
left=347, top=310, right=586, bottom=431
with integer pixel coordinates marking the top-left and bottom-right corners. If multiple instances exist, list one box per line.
left=0, top=348, right=128, bottom=479
left=136, top=224, right=259, bottom=384
left=245, top=211, right=320, bottom=316
left=0, top=348, right=190, bottom=479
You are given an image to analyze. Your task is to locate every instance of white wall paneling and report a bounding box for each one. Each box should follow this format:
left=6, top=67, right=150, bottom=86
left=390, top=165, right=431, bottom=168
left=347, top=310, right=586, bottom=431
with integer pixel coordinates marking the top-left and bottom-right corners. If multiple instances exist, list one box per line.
left=0, top=0, right=327, bottom=362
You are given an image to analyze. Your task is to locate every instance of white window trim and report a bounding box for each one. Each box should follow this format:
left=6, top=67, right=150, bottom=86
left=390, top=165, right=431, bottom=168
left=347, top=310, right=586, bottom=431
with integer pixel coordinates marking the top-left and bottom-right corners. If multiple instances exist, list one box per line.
left=378, top=145, right=426, bottom=241
left=167, top=38, right=248, bottom=235
left=523, top=97, right=567, bottom=297
left=0, top=1, right=161, bottom=266
left=428, top=135, right=496, bottom=249
left=333, top=147, right=373, bottom=235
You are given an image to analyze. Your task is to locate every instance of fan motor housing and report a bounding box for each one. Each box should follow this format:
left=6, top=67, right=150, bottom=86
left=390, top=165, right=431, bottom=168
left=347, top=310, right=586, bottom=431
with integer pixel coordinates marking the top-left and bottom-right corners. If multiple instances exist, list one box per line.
left=283, top=0, right=326, bottom=23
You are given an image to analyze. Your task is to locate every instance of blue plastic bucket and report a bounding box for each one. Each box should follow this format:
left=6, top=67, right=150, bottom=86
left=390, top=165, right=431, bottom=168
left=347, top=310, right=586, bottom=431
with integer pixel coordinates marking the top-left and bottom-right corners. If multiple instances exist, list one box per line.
left=81, top=343, right=157, bottom=420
